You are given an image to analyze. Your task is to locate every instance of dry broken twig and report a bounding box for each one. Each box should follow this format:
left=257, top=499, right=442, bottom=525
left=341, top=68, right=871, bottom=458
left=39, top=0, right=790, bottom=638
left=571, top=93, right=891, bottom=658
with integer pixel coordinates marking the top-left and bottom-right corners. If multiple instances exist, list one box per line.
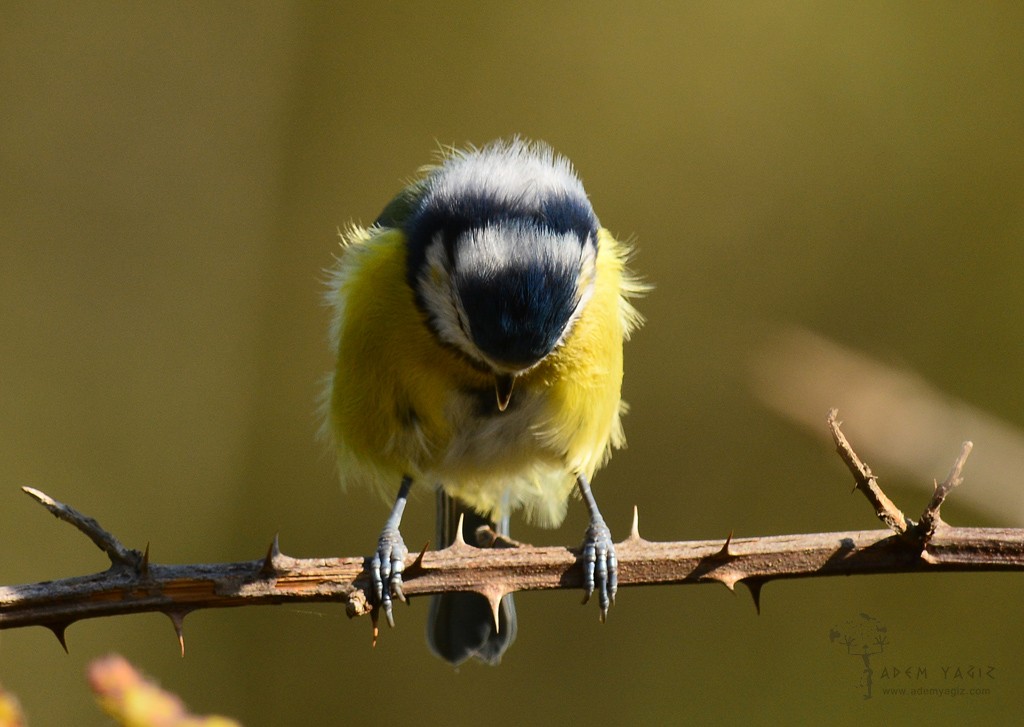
left=1, top=411, right=1020, bottom=654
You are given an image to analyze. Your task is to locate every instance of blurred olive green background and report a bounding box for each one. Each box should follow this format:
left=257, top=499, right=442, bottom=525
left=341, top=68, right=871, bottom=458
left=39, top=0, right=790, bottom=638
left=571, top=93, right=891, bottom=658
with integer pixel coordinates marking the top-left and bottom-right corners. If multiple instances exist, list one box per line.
left=3, top=2, right=1023, bottom=725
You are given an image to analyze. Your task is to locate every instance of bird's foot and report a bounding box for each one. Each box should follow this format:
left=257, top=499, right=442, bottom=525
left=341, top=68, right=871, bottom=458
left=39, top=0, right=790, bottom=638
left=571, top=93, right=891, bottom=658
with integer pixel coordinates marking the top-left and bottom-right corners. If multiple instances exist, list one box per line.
left=371, top=525, right=408, bottom=627
left=581, top=516, right=617, bottom=621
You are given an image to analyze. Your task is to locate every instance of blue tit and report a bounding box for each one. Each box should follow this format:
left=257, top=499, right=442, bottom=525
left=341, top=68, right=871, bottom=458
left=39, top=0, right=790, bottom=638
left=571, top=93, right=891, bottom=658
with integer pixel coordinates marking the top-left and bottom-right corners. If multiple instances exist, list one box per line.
left=323, top=139, right=644, bottom=666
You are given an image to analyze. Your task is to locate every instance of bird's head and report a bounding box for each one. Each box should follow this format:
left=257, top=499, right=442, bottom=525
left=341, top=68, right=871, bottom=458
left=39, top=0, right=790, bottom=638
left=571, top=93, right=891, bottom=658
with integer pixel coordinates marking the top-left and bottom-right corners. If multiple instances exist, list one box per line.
left=402, top=140, right=598, bottom=410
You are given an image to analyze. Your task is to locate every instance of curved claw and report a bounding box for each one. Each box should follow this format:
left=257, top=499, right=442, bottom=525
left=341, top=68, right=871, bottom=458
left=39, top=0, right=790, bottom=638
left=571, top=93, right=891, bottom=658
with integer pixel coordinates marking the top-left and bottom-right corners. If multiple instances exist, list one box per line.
left=371, top=526, right=408, bottom=628
left=581, top=517, right=617, bottom=621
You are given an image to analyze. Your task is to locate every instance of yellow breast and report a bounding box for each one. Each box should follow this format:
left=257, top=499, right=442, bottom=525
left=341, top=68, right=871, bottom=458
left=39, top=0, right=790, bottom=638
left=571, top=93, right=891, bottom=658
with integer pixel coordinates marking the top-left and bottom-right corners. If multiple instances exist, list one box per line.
left=324, top=226, right=642, bottom=527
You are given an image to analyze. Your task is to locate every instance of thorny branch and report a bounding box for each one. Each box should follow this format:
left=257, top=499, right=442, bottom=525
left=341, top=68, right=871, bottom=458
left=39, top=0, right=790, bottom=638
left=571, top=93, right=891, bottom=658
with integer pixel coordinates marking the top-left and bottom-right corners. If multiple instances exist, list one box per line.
left=1, top=411, right=1020, bottom=654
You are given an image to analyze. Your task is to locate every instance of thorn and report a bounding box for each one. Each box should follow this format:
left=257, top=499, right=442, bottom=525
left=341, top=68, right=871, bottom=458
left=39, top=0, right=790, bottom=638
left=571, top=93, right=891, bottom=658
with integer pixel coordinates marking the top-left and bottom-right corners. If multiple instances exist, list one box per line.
left=475, top=585, right=508, bottom=632
left=407, top=541, right=430, bottom=574
left=259, top=532, right=282, bottom=577
left=715, top=530, right=735, bottom=559
left=371, top=608, right=380, bottom=647
left=490, top=593, right=502, bottom=633
left=47, top=622, right=70, bottom=653
left=716, top=572, right=740, bottom=592
left=744, top=579, right=765, bottom=615
left=139, top=543, right=150, bottom=578
left=164, top=609, right=190, bottom=657
left=623, top=505, right=646, bottom=544
left=452, top=513, right=467, bottom=547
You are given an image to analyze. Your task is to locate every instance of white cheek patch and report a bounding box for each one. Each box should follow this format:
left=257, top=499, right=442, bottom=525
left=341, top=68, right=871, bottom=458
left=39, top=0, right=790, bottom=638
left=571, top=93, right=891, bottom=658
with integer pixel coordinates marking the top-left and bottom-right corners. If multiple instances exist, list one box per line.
left=417, top=234, right=479, bottom=361
left=556, top=237, right=597, bottom=350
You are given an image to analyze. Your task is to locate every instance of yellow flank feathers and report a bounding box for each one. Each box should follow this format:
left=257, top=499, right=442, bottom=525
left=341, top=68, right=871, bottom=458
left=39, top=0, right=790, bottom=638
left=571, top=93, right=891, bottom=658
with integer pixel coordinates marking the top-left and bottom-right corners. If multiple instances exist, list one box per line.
left=325, top=225, right=641, bottom=528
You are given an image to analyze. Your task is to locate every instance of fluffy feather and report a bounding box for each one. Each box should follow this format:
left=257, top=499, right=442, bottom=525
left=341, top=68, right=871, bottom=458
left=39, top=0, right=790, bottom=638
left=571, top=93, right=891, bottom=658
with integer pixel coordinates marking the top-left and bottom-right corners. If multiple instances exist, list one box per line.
left=323, top=220, right=642, bottom=527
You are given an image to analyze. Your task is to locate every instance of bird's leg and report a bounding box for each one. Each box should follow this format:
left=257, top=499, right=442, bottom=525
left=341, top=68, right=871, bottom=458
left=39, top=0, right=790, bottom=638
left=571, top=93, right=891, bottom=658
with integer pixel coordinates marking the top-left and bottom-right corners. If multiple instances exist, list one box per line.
left=371, top=476, right=412, bottom=627
left=577, top=473, right=617, bottom=621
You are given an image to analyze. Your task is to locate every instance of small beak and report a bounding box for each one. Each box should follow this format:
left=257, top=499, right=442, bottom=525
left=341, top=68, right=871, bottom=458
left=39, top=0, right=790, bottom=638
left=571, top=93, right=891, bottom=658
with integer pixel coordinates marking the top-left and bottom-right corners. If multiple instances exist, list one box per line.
left=495, top=374, right=515, bottom=412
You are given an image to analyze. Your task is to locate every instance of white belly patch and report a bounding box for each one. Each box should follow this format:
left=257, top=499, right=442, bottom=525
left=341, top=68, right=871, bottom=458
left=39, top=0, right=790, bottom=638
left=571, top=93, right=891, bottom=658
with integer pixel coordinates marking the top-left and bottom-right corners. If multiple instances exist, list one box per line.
left=423, top=383, right=575, bottom=527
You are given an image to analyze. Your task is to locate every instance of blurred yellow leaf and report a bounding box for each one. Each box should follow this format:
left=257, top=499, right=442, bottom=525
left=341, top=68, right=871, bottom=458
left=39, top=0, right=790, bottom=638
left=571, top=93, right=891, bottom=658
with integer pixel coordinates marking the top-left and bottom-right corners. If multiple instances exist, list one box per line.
left=88, top=655, right=242, bottom=727
left=0, top=684, right=26, bottom=727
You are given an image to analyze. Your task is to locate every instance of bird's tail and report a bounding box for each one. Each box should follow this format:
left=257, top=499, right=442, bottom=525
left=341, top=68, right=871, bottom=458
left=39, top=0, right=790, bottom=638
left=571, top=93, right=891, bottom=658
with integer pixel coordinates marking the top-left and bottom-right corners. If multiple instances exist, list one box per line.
left=427, top=491, right=517, bottom=666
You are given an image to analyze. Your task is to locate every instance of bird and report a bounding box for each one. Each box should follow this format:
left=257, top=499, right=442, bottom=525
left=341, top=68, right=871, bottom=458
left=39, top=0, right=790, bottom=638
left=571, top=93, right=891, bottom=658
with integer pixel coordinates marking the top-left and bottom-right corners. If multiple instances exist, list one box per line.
left=323, top=138, right=644, bottom=666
